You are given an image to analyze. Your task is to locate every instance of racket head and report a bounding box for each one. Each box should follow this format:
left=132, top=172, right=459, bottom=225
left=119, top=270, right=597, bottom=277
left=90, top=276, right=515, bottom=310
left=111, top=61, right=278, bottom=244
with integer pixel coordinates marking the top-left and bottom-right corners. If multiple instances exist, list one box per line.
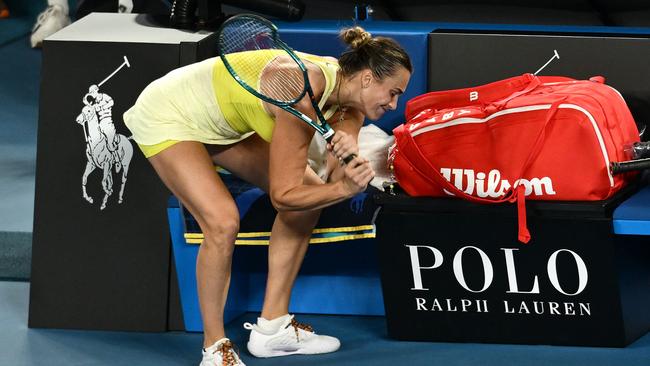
left=216, top=14, right=308, bottom=106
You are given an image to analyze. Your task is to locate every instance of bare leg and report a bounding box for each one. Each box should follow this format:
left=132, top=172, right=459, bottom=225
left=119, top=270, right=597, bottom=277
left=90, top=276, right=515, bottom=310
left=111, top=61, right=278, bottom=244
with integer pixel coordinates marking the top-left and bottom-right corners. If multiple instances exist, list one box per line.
left=261, top=208, right=321, bottom=319
left=208, top=135, right=324, bottom=320
left=149, top=141, right=240, bottom=347
left=144, top=134, right=274, bottom=347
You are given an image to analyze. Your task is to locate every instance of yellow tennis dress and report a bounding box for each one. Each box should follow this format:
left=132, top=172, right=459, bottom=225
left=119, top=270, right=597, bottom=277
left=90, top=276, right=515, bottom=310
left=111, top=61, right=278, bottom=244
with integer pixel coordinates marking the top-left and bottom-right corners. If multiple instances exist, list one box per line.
left=123, top=50, right=341, bottom=158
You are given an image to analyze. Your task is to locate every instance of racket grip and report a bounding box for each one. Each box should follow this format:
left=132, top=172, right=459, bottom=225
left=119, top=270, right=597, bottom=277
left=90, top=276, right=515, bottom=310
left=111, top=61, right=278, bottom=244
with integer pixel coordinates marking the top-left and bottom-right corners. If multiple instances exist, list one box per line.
left=343, top=153, right=356, bottom=164
left=610, top=158, right=650, bottom=174
left=324, top=131, right=356, bottom=164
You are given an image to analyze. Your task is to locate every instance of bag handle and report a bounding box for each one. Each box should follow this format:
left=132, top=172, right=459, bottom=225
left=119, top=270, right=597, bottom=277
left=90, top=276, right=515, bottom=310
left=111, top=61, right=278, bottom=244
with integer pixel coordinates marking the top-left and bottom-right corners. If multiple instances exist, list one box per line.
left=491, top=77, right=543, bottom=109
left=398, top=99, right=566, bottom=242
left=406, top=74, right=544, bottom=121
left=405, top=74, right=577, bottom=122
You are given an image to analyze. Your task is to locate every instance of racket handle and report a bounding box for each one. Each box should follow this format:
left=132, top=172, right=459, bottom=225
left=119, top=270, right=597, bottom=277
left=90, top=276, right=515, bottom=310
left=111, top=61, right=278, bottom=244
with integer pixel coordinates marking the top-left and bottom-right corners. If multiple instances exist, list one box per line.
left=343, top=154, right=356, bottom=164
left=324, top=130, right=356, bottom=164
left=611, top=158, right=650, bottom=174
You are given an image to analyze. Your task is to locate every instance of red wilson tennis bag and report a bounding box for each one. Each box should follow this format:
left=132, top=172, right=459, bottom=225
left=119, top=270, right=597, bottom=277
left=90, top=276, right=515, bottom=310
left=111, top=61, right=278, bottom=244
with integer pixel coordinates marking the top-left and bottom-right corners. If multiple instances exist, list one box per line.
left=390, top=73, right=640, bottom=243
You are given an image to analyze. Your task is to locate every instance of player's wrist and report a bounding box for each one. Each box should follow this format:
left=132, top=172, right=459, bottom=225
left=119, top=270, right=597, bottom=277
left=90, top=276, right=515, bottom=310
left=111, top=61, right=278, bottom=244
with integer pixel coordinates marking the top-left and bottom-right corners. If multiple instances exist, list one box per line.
left=335, top=180, right=356, bottom=199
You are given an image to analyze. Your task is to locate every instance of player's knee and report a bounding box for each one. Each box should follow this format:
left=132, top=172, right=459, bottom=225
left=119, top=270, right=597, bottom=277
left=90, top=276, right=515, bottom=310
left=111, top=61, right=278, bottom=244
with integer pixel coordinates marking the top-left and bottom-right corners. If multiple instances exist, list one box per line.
left=201, top=216, right=239, bottom=252
left=281, top=209, right=320, bottom=232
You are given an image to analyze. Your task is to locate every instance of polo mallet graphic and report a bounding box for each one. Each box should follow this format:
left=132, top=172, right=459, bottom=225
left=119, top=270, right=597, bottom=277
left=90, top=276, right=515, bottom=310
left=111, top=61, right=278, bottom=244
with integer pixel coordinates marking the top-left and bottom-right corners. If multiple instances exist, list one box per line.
left=81, top=55, right=131, bottom=145
left=98, top=56, right=131, bottom=88
left=534, top=49, right=560, bottom=75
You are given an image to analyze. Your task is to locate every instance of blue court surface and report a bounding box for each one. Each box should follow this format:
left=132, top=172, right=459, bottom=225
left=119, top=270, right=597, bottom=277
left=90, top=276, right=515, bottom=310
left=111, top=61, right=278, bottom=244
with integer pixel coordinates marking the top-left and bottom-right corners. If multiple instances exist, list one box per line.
left=2, top=281, right=650, bottom=366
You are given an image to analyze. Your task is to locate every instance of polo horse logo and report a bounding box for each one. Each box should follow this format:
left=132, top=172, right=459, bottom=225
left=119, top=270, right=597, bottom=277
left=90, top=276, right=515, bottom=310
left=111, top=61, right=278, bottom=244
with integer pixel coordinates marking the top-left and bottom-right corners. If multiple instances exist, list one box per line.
left=76, top=56, right=134, bottom=210
left=77, top=104, right=133, bottom=210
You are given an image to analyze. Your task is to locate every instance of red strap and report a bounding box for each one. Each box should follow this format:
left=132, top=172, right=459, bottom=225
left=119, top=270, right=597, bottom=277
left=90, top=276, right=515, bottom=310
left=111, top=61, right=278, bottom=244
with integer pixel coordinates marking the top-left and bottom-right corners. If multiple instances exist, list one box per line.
left=492, top=76, right=542, bottom=109
left=515, top=99, right=566, bottom=181
left=516, top=185, right=530, bottom=244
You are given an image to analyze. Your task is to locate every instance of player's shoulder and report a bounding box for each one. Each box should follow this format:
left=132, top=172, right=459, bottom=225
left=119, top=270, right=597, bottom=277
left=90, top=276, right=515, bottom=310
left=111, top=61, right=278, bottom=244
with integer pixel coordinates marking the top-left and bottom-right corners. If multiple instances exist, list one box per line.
left=322, top=56, right=338, bottom=64
left=306, top=65, right=327, bottom=93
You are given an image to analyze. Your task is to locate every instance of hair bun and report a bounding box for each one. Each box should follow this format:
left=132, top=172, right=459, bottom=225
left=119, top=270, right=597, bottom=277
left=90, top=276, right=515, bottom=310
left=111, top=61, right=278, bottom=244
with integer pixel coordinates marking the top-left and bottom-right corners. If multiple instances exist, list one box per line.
left=340, top=26, right=372, bottom=49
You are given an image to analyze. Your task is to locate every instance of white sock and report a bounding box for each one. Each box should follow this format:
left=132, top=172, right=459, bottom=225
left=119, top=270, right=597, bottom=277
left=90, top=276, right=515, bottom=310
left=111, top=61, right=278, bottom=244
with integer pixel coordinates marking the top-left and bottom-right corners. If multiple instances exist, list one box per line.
left=47, top=0, right=69, bottom=14
left=256, top=314, right=291, bottom=334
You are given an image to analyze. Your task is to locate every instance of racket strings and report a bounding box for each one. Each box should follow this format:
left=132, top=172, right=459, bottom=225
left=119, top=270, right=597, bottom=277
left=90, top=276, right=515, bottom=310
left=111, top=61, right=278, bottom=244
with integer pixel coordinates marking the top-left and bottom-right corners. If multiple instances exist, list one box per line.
left=219, top=16, right=306, bottom=104
left=219, top=17, right=275, bottom=53
left=219, top=18, right=279, bottom=92
left=260, top=58, right=306, bottom=103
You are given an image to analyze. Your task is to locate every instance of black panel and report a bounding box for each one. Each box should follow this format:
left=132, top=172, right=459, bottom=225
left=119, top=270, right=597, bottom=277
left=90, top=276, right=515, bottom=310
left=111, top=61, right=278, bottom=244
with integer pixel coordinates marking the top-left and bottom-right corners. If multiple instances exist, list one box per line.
left=30, top=40, right=182, bottom=331
left=375, top=195, right=630, bottom=346
left=427, top=32, right=650, bottom=134
left=614, top=234, right=650, bottom=344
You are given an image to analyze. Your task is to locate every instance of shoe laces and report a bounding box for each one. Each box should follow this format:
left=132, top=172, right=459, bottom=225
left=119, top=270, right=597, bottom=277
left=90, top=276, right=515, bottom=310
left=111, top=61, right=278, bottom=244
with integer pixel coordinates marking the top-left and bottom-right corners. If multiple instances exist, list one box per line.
left=209, top=339, right=241, bottom=366
left=286, top=318, right=314, bottom=342
left=243, top=315, right=315, bottom=341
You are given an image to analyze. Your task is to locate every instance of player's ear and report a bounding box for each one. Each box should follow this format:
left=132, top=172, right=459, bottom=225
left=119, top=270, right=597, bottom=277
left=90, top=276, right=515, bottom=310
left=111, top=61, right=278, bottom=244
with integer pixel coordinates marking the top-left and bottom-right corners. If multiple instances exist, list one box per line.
left=361, top=70, right=372, bottom=89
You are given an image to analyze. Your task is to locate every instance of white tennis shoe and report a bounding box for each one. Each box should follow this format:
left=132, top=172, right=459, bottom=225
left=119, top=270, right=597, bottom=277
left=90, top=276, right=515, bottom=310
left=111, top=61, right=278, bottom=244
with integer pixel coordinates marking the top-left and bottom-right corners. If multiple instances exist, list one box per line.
left=30, top=4, right=71, bottom=48
left=200, top=338, right=246, bottom=366
left=244, top=314, right=341, bottom=358
left=118, top=0, right=133, bottom=13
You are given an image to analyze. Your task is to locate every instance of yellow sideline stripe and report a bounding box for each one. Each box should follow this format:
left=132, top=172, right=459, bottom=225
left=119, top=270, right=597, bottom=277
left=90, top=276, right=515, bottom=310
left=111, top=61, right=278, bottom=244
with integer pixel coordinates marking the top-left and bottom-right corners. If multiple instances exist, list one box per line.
left=184, top=225, right=375, bottom=239
left=184, top=225, right=376, bottom=245
left=185, top=225, right=375, bottom=239
left=234, top=233, right=376, bottom=245
left=184, top=233, right=377, bottom=245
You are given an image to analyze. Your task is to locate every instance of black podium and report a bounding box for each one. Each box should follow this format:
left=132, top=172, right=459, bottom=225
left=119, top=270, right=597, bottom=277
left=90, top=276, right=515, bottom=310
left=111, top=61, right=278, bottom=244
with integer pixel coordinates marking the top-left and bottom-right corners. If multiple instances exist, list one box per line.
left=375, top=190, right=650, bottom=347
left=29, top=13, right=215, bottom=331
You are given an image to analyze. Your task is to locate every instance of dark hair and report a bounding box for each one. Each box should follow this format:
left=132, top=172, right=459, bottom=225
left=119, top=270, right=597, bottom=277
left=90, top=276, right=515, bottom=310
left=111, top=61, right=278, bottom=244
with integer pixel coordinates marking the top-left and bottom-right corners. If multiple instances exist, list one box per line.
left=338, top=26, right=412, bottom=80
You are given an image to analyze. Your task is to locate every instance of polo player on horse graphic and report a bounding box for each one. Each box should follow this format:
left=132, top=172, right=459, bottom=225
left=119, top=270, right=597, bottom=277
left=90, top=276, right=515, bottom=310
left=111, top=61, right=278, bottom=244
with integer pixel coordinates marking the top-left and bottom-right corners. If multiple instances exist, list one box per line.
left=77, top=87, right=133, bottom=210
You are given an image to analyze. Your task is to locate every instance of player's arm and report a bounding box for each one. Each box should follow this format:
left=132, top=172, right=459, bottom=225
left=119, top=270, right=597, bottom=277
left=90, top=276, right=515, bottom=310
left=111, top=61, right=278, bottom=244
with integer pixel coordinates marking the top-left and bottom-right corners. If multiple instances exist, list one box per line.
left=269, top=106, right=372, bottom=211
left=267, top=66, right=372, bottom=211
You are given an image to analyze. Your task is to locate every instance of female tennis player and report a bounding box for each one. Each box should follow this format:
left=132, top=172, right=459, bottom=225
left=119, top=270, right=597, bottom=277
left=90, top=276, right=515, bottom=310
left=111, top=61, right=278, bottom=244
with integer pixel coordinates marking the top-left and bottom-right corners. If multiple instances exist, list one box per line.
left=123, top=26, right=411, bottom=366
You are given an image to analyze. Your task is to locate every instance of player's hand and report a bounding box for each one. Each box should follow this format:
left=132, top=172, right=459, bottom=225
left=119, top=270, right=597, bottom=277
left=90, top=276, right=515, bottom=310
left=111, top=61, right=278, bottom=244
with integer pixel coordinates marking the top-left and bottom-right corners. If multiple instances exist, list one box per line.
left=327, top=130, right=359, bottom=163
left=341, top=156, right=375, bottom=196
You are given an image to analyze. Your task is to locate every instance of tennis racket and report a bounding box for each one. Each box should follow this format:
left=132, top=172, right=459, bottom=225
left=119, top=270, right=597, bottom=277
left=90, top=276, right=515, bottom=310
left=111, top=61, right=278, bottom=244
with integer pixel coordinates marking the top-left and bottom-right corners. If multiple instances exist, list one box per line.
left=216, top=13, right=355, bottom=164
left=611, top=158, right=650, bottom=174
